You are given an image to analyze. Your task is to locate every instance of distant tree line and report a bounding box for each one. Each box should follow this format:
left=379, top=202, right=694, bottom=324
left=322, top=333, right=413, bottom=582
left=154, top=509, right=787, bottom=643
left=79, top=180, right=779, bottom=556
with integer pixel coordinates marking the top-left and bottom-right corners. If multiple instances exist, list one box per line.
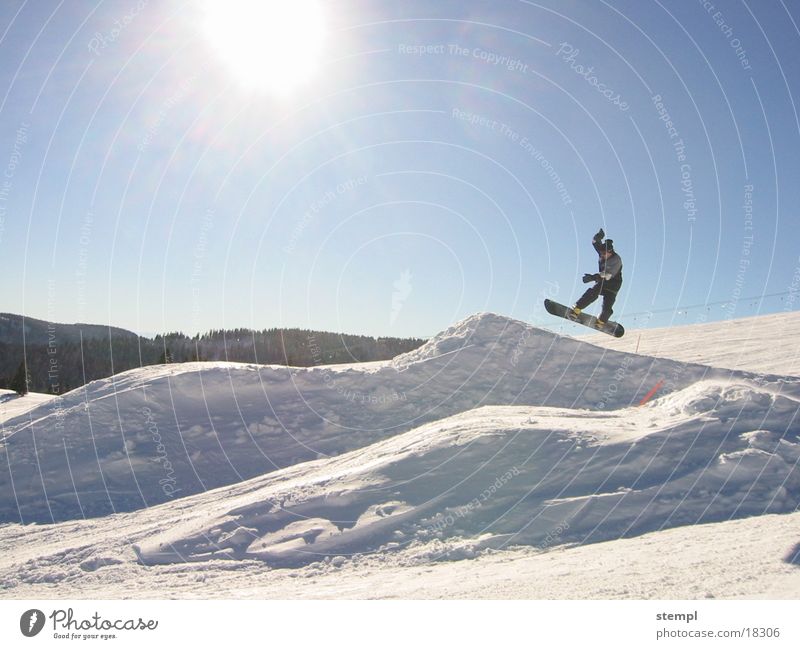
left=0, top=328, right=425, bottom=395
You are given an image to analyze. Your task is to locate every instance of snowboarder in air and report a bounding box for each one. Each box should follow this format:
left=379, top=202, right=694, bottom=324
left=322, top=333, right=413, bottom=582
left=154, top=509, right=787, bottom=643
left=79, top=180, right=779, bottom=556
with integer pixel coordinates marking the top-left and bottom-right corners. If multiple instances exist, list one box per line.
left=570, top=228, right=622, bottom=327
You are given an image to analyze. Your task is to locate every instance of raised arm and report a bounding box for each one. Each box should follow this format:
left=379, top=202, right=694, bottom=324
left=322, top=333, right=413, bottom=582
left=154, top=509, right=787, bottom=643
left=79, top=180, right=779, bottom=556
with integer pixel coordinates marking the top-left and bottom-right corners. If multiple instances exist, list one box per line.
left=592, top=228, right=606, bottom=254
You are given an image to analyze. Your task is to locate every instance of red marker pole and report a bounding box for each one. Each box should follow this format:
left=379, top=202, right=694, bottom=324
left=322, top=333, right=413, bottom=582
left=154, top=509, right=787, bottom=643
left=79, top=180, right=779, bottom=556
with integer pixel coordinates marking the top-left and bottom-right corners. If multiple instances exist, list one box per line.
left=639, top=379, right=664, bottom=406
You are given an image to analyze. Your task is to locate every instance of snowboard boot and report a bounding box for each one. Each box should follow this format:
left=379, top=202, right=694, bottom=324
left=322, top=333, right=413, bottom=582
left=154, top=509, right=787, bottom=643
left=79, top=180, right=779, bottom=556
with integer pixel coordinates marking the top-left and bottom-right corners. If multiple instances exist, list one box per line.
left=568, top=306, right=582, bottom=321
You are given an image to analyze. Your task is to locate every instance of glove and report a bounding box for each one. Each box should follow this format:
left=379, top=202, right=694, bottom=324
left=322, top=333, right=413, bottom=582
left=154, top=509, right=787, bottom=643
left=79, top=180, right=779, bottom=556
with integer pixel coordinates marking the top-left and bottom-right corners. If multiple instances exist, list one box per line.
left=593, top=228, right=605, bottom=243
left=582, top=273, right=599, bottom=283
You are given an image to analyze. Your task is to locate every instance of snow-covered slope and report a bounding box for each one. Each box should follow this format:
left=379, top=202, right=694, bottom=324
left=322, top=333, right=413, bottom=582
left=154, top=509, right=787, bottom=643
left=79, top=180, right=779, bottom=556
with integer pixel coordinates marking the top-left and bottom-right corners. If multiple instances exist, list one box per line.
left=126, top=380, right=798, bottom=567
left=1, top=311, right=798, bottom=599
left=0, top=389, right=57, bottom=422
left=119, top=378, right=796, bottom=568
left=579, top=310, right=800, bottom=376
left=0, top=384, right=797, bottom=597
left=1, top=313, right=752, bottom=524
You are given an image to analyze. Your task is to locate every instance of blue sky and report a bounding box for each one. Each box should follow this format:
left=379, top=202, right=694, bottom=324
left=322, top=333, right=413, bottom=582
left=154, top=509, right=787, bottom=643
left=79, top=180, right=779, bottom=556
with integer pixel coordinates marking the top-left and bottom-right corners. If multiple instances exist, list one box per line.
left=1, top=0, right=799, bottom=337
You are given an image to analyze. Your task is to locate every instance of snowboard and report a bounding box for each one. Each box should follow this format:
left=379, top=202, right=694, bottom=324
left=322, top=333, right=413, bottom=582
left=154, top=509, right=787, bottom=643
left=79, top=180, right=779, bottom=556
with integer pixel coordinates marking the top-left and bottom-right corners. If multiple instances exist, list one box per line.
left=544, top=299, right=625, bottom=338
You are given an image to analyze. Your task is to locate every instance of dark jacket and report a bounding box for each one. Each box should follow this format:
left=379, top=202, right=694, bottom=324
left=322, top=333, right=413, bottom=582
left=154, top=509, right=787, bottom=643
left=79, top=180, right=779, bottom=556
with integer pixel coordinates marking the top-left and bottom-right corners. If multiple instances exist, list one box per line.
left=593, top=238, right=623, bottom=292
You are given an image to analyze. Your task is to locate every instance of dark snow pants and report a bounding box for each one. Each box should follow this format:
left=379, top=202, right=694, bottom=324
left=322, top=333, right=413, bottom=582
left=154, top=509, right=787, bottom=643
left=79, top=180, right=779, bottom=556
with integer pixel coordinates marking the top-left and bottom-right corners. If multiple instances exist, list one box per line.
left=575, top=283, right=617, bottom=322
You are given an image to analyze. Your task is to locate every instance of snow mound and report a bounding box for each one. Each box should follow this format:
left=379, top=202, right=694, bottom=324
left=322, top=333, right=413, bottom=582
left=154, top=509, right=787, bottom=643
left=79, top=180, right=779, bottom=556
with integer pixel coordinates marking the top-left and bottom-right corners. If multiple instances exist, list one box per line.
left=655, top=379, right=790, bottom=415
left=391, top=312, right=534, bottom=365
left=0, top=313, right=790, bottom=524
left=131, top=380, right=800, bottom=567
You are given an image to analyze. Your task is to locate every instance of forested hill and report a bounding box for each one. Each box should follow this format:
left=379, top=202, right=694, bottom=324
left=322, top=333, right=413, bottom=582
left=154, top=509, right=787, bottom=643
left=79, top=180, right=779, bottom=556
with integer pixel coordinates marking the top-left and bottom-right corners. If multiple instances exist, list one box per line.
left=0, top=313, right=425, bottom=394
left=0, top=312, right=138, bottom=345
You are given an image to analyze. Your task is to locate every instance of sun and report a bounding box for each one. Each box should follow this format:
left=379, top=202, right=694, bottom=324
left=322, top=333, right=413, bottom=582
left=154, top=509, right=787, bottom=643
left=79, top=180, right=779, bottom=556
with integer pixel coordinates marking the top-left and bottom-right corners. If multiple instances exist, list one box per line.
left=201, top=0, right=327, bottom=95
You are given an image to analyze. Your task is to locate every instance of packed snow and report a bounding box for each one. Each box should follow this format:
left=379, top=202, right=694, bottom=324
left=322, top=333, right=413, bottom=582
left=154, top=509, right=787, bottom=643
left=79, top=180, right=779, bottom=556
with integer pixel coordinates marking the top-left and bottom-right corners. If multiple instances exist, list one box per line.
left=579, top=310, right=800, bottom=376
left=1, top=311, right=798, bottom=598
left=3, top=508, right=795, bottom=599
left=0, top=389, right=57, bottom=422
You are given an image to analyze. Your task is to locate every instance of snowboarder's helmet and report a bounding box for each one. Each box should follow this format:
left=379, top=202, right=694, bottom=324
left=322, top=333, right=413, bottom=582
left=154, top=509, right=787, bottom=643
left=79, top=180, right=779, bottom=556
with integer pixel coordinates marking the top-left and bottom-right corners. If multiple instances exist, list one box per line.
left=603, top=239, right=614, bottom=252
